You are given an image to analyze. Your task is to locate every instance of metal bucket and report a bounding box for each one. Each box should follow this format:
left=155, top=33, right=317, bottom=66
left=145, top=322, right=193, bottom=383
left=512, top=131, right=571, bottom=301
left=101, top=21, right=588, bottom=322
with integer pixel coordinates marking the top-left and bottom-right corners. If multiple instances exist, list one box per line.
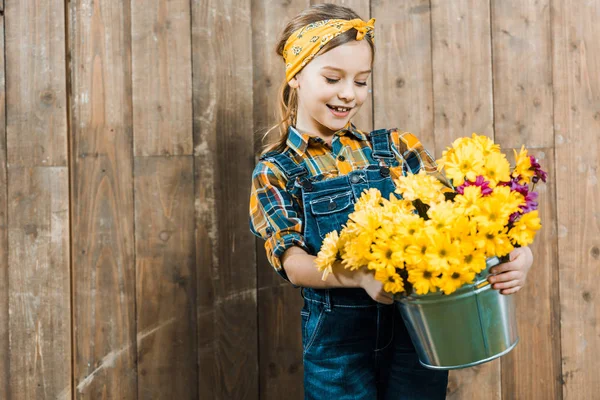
left=394, top=256, right=519, bottom=370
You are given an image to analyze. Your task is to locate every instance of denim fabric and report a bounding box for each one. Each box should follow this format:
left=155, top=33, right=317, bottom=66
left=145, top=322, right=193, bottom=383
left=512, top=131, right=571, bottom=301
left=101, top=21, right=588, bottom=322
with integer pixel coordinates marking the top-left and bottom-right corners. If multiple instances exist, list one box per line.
left=285, top=130, right=448, bottom=398
left=300, top=288, right=448, bottom=399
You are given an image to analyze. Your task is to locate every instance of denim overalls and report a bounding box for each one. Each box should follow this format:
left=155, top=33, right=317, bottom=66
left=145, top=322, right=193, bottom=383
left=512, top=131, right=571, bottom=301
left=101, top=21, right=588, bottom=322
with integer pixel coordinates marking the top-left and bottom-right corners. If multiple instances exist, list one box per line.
left=263, top=129, right=448, bottom=399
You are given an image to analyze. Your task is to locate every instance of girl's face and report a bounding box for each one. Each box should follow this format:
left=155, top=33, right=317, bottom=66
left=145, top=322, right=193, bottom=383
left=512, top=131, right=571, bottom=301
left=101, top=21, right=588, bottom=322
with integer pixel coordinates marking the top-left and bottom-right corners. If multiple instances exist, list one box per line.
left=289, top=39, right=372, bottom=139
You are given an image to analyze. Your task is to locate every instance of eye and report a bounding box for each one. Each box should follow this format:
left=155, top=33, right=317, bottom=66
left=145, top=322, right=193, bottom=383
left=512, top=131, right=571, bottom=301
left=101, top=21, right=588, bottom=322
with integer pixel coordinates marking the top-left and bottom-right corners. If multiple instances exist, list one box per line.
left=355, top=81, right=368, bottom=86
left=325, top=77, right=339, bottom=84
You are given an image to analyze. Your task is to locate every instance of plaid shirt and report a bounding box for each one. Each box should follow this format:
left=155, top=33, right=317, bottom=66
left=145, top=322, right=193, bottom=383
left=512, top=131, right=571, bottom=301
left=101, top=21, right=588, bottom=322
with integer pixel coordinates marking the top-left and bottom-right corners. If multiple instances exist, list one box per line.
left=249, top=122, right=451, bottom=280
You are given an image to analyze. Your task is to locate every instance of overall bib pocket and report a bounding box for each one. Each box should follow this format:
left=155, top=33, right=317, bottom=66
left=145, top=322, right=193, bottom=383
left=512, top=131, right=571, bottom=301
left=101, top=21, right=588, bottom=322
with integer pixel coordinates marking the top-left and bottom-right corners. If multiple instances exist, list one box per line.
left=308, top=190, right=355, bottom=240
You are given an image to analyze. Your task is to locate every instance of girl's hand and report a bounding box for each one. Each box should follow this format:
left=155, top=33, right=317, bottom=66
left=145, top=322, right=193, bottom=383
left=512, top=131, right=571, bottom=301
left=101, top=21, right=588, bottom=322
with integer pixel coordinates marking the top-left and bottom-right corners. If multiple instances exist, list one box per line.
left=356, top=269, right=394, bottom=305
left=487, top=246, right=534, bottom=295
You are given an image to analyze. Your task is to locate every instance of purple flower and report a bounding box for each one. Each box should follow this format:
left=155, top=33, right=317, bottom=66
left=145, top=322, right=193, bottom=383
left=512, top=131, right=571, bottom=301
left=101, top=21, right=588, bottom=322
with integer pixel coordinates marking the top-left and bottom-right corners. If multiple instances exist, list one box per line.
left=529, top=155, right=548, bottom=183
left=506, top=178, right=529, bottom=196
left=521, top=191, right=539, bottom=213
left=456, top=176, right=493, bottom=196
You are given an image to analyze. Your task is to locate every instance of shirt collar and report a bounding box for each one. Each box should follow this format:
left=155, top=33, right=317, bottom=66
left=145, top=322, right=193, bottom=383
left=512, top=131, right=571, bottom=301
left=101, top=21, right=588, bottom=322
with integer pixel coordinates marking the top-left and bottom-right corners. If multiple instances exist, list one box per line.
left=286, top=122, right=367, bottom=156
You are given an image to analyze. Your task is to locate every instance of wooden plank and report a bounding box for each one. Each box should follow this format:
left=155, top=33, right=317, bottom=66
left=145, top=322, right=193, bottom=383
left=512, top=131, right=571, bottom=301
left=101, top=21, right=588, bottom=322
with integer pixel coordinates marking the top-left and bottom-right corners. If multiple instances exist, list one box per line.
left=0, top=14, right=8, bottom=400
left=429, top=0, right=500, bottom=398
left=491, top=0, right=554, bottom=150
left=430, top=0, right=494, bottom=157
left=251, top=1, right=309, bottom=398
left=193, top=0, right=259, bottom=398
left=372, top=0, right=436, bottom=151
left=491, top=1, right=561, bottom=398
left=8, top=167, right=71, bottom=399
left=134, top=157, right=197, bottom=399
left=68, top=0, right=137, bottom=397
left=4, top=0, right=71, bottom=397
left=552, top=0, right=600, bottom=398
left=131, top=0, right=193, bottom=156
left=310, top=0, right=373, bottom=131
left=130, top=1, right=196, bottom=397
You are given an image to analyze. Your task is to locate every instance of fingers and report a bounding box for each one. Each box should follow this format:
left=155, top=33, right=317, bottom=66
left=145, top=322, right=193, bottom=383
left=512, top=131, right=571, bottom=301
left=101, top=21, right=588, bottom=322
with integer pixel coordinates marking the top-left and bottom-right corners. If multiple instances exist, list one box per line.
left=488, top=270, right=521, bottom=284
left=500, top=286, right=522, bottom=295
left=491, top=279, right=521, bottom=290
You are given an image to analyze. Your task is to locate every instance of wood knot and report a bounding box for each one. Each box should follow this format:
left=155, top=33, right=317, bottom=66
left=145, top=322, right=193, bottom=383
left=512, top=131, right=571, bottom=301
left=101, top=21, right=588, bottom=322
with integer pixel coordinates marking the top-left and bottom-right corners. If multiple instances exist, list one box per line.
left=159, top=231, right=171, bottom=242
left=40, top=90, right=55, bottom=105
left=582, top=291, right=592, bottom=302
left=396, top=78, right=405, bottom=88
left=591, top=246, right=600, bottom=259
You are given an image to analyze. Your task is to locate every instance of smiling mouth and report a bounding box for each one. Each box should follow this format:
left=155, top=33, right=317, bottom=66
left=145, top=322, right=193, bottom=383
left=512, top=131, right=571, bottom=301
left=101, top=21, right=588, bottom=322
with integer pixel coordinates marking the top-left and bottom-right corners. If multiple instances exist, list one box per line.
left=327, top=104, right=353, bottom=112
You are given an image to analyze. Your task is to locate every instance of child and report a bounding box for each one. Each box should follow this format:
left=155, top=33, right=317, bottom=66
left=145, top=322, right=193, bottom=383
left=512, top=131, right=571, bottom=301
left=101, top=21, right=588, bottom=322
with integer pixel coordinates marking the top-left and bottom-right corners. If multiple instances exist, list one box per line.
left=249, top=4, right=533, bottom=399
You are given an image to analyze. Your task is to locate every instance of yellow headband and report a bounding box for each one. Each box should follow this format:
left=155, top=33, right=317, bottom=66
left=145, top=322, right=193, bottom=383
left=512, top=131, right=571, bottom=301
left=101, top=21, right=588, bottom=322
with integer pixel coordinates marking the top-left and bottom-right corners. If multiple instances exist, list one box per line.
left=283, top=18, right=375, bottom=82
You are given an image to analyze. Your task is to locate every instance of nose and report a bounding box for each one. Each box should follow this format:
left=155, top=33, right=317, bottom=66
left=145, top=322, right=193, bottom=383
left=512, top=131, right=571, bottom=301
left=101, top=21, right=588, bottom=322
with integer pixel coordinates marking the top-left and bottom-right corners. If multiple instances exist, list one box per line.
left=338, top=79, right=356, bottom=103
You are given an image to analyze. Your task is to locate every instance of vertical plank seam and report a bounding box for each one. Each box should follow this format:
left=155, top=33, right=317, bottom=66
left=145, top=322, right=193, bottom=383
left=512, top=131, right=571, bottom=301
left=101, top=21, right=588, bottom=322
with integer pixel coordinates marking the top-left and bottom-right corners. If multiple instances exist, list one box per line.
left=1, top=2, right=9, bottom=398
left=125, top=0, right=139, bottom=397
left=487, top=2, right=501, bottom=397
left=63, top=0, right=75, bottom=398
left=187, top=0, right=201, bottom=398
left=548, top=0, right=564, bottom=397
left=427, top=0, right=436, bottom=154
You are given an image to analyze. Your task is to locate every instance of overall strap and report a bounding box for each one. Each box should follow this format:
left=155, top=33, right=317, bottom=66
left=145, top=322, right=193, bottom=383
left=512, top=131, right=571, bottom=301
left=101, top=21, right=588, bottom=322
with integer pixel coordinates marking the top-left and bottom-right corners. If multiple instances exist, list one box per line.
left=368, top=128, right=395, bottom=162
left=259, top=150, right=309, bottom=182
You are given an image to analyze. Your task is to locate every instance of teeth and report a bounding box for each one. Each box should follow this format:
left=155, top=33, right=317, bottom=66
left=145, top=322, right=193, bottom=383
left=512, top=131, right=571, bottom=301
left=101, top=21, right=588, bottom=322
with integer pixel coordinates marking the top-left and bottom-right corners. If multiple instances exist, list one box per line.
left=331, top=106, right=350, bottom=112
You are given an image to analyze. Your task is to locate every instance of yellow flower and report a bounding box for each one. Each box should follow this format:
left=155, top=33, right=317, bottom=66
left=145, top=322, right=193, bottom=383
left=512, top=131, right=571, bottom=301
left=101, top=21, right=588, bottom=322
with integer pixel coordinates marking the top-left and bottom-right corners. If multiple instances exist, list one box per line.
left=508, top=210, right=541, bottom=246
left=472, top=194, right=513, bottom=232
left=482, top=152, right=511, bottom=187
left=454, top=185, right=482, bottom=216
left=368, top=226, right=397, bottom=272
left=490, top=185, right=525, bottom=215
left=341, top=231, right=374, bottom=270
left=512, top=145, right=534, bottom=184
left=355, top=188, right=382, bottom=211
left=315, top=230, right=340, bottom=280
left=438, top=265, right=476, bottom=295
left=427, top=200, right=459, bottom=232
left=438, top=141, right=485, bottom=186
left=458, top=239, right=488, bottom=274
left=407, top=263, right=441, bottom=295
left=471, top=133, right=501, bottom=156
left=425, top=232, right=461, bottom=273
left=476, top=228, right=514, bottom=258
left=394, top=170, right=446, bottom=205
left=375, top=267, right=405, bottom=294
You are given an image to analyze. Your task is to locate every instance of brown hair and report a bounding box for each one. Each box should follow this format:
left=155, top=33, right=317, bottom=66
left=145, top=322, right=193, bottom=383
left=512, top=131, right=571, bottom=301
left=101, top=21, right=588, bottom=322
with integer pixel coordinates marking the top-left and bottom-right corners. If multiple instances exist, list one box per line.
left=259, top=4, right=376, bottom=156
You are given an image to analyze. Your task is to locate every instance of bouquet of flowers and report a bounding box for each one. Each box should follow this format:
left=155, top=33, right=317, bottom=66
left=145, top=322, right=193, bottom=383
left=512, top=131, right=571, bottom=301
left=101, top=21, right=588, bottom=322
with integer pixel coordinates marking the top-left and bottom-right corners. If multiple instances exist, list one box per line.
left=315, top=133, right=547, bottom=296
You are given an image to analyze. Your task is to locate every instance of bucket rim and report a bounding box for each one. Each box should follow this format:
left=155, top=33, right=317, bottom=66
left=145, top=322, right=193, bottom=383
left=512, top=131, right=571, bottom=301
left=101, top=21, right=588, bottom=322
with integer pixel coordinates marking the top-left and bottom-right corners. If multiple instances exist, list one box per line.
left=394, top=256, right=503, bottom=302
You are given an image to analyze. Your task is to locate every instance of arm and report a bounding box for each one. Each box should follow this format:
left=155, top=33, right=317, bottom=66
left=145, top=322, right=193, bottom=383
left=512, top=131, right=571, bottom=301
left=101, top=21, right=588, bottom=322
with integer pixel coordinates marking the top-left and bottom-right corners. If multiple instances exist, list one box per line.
left=282, top=246, right=395, bottom=304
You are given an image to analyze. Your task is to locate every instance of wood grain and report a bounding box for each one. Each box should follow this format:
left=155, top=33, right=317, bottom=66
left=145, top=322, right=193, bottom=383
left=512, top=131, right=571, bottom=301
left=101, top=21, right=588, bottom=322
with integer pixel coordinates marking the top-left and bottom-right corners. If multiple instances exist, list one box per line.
left=5, top=0, right=71, bottom=397
left=552, top=0, right=600, bottom=398
left=193, top=0, right=259, bottom=398
left=372, top=0, right=436, bottom=151
left=134, top=157, right=197, bottom=399
left=491, top=0, right=554, bottom=150
left=132, top=0, right=193, bottom=157
left=69, top=0, right=138, bottom=397
left=431, top=0, right=494, bottom=157
left=0, top=14, right=8, bottom=400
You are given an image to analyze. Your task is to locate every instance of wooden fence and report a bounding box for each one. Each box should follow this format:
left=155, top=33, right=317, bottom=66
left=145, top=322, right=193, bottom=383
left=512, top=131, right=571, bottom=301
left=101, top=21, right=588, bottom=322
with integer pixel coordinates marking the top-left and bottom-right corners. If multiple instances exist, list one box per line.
left=0, top=0, right=598, bottom=398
